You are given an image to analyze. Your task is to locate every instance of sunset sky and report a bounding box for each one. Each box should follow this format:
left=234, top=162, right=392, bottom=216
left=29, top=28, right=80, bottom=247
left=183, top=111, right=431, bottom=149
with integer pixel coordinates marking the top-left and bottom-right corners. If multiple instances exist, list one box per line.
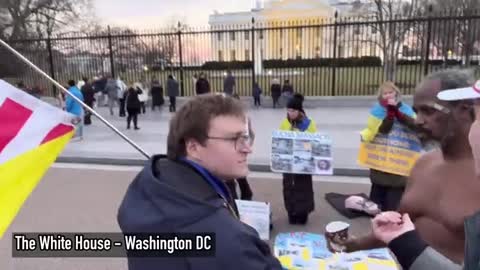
left=94, top=0, right=256, bottom=28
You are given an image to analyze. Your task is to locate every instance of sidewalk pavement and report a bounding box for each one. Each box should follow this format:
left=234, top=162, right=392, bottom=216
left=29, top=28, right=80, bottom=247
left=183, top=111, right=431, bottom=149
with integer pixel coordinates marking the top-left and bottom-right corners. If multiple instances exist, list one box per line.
left=48, top=95, right=415, bottom=176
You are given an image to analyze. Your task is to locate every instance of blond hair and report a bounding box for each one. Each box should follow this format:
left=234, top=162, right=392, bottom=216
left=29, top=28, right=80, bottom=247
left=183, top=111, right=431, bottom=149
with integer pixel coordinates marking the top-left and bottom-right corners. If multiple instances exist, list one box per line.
left=377, top=81, right=401, bottom=102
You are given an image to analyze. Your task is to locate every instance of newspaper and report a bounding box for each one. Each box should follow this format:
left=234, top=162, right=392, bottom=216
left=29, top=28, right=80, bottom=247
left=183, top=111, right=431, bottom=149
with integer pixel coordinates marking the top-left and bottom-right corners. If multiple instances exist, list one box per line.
left=235, top=200, right=270, bottom=240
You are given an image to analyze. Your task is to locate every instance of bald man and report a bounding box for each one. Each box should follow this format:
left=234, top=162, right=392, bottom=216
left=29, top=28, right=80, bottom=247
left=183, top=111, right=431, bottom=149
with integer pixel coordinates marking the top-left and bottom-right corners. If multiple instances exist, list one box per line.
left=338, top=69, right=480, bottom=264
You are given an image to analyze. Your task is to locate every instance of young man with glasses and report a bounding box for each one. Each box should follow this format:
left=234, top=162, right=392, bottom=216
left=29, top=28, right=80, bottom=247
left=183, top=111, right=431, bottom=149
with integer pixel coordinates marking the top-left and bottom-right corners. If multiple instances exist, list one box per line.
left=334, top=69, right=480, bottom=265
left=117, top=94, right=283, bottom=270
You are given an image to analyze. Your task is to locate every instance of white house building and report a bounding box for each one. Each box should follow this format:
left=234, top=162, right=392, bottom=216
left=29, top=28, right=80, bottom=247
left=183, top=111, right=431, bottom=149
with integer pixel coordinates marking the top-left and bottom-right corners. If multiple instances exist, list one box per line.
left=208, top=0, right=425, bottom=70
left=209, top=0, right=337, bottom=72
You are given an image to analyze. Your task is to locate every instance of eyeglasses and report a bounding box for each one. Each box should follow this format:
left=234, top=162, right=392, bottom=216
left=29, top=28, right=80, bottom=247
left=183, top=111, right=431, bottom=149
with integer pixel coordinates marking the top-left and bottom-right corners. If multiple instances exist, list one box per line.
left=207, top=134, right=254, bottom=150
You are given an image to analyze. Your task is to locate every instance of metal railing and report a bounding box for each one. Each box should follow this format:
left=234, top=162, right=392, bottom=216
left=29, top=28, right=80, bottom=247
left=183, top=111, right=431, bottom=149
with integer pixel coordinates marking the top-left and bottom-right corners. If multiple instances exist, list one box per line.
left=3, top=8, right=480, bottom=97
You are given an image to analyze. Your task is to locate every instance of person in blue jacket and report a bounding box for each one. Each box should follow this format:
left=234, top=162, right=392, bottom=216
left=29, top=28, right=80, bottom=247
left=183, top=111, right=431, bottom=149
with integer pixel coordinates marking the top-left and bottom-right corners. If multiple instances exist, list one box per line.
left=360, top=81, right=417, bottom=211
left=117, top=94, right=283, bottom=270
left=66, top=79, right=84, bottom=140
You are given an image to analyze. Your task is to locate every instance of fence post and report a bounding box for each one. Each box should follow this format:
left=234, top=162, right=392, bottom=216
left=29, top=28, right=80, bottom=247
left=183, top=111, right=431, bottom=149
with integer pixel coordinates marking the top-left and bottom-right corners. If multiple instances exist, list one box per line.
left=423, top=5, right=433, bottom=76
left=46, top=35, right=56, bottom=96
left=331, top=11, right=338, bottom=96
left=465, top=9, right=473, bottom=67
left=107, top=25, right=115, bottom=78
left=177, top=22, right=185, bottom=96
left=251, top=17, right=256, bottom=92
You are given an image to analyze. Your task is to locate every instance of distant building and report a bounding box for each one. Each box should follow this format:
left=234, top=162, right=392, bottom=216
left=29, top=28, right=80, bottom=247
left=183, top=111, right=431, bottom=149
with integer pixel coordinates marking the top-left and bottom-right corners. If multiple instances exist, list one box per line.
left=208, top=0, right=427, bottom=68
left=329, top=0, right=376, bottom=15
left=209, top=0, right=335, bottom=73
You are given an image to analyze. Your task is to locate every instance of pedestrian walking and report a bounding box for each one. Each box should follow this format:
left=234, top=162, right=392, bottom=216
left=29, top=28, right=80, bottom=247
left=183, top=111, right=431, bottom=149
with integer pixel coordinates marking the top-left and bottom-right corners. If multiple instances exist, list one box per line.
left=151, top=78, right=164, bottom=111
left=253, top=82, right=262, bottom=108
left=125, top=86, right=142, bottom=130
left=166, top=75, right=179, bottom=112
left=80, top=77, right=95, bottom=125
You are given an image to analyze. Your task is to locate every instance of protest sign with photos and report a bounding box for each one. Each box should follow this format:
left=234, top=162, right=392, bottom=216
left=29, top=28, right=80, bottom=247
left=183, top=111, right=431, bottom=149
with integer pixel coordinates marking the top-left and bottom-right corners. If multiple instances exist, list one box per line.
left=271, top=130, right=333, bottom=175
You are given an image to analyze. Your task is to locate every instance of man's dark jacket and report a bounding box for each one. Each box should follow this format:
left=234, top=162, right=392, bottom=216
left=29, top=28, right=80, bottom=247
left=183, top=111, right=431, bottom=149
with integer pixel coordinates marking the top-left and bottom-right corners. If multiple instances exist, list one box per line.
left=117, top=155, right=282, bottom=270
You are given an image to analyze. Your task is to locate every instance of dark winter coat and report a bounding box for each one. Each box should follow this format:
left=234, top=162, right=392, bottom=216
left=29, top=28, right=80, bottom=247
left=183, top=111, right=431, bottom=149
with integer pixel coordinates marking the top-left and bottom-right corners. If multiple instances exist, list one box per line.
left=271, top=84, right=281, bottom=98
left=167, top=78, right=179, bottom=97
left=223, top=75, right=236, bottom=95
left=253, top=84, right=262, bottom=97
left=150, top=83, right=164, bottom=106
left=282, top=173, right=314, bottom=215
left=117, top=156, right=283, bottom=270
left=282, top=84, right=294, bottom=95
left=280, top=115, right=317, bottom=215
left=125, top=88, right=142, bottom=111
left=93, top=77, right=107, bottom=93
left=81, top=82, right=95, bottom=107
left=196, top=78, right=211, bottom=95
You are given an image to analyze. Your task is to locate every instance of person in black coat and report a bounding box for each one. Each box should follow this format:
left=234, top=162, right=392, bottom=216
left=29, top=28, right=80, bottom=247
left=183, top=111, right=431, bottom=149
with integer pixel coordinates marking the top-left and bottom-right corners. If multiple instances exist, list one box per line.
left=150, top=78, right=164, bottom=111
left=195, top=72, right=211, bottom=95
left=166, top=75, right=179, bottom=112
left=280, top=94, right=317, bottom=225
left=282, top=79, right=294, bottom=95
left=125, top=86, right=142, bottom=130
left=80, top=77, right=95, bottom=125
left=271, top=78, right=281, bottom=108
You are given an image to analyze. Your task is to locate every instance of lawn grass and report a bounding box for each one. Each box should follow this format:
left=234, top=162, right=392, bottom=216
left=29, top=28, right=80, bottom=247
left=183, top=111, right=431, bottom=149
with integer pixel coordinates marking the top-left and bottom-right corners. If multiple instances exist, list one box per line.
left=8, top=64, right=480, bottom=97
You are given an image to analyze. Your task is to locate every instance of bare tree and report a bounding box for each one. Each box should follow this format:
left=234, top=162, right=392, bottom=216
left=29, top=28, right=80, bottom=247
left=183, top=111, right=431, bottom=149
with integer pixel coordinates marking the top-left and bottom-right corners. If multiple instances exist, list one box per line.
left=427, top=0, right=480, bottom=66
left=336, top=0, right=421, bottom=81
left=136, top=20, right=194, bottom=71
left=0, top=0, right=91, bottom=40
left=82, top=25, right=142, bottom=75
left=369, top=0, right=422, bottom=81
left=0, top=0, right=91, bottom=77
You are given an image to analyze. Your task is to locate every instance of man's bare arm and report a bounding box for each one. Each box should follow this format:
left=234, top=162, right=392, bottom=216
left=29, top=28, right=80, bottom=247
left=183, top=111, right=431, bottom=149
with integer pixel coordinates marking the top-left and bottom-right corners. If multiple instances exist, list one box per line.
left=345, top=234, right=385, bottom=252
left=346, top=154, right=430, bottom=252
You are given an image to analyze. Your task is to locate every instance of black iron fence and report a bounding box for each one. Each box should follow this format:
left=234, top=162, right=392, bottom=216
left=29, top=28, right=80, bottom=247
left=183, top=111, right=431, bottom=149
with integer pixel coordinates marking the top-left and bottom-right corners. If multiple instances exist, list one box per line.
left=3, top=8, right=480, bottom=97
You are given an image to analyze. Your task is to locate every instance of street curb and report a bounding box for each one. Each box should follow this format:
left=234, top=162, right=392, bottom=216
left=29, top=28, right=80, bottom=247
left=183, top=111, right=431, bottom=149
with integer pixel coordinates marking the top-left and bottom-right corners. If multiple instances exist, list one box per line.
left=56, top=156, right=369, bottom=177
left=42, top=95, right=414, bottom=109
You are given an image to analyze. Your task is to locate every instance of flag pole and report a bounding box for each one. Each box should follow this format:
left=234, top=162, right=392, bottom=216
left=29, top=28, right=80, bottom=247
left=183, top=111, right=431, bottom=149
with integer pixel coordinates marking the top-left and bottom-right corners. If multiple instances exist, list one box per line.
left=0, top=39, right=150, bottom=159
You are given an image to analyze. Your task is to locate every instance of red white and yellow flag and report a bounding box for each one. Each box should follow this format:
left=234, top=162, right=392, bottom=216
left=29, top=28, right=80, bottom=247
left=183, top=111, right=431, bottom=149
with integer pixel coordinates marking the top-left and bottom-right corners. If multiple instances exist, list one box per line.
left=0, top=80, right=76, bottom=238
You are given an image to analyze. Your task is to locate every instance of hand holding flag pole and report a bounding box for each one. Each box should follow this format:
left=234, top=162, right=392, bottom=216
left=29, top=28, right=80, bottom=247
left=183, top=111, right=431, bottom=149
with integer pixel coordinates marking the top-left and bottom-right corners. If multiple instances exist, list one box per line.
left=0, top=38, right=150, bottom=159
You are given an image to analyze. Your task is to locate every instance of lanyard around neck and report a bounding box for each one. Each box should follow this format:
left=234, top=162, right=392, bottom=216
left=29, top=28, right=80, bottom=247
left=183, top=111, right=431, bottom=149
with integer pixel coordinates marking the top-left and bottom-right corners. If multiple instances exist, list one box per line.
left=181, top=158, right=239, bottom=218
left=180, top=158, right=230, bottom=201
